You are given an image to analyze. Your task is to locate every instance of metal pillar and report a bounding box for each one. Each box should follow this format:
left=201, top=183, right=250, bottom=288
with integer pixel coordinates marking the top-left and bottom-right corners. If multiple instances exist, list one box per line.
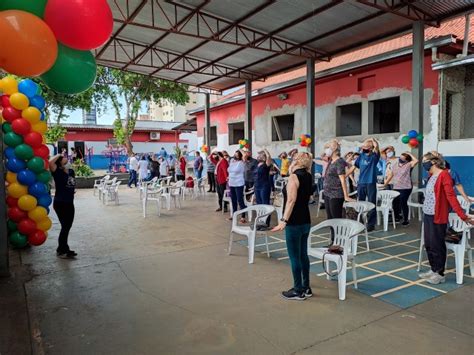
left=306, top=58, right=316, bottom=159
left=245, top=80, right=252, bottom=151
left=412, top=21, right=425, bottom=187
left=0, top=129, right=9, bottom=277
left=204, top=93, right=210, bottom=147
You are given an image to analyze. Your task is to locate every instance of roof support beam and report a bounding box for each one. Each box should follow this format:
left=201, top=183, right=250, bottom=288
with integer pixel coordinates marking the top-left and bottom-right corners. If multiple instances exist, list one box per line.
left=204, top=93, right=211, bottom=148
left=0, top=129, right=9, bottom=277
left=245, top=80, right=252, bottom=152
left=306, top=58, right=315, bottom=161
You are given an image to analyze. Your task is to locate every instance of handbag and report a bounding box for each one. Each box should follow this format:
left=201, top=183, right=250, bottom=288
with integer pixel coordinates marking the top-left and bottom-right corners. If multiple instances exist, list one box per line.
left=445, top=227, right=462, bottom=244
left=322, top=245, right=344, bottom=276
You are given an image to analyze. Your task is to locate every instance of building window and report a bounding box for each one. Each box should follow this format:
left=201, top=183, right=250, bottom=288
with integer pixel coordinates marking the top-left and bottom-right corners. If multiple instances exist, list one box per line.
left=369, top=97, right=400, bottom=134
left=228, top=122, right=245, bottom=145
left=336, top=103, right=362, bottom=136
left=209, top=126, right=217, bottom=146
left=272, top=114, right=294, bottom=141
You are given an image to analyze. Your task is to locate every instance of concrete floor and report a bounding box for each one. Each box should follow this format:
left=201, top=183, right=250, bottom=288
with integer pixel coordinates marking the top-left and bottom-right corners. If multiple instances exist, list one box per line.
left=2, top=188, right=473, bottom=354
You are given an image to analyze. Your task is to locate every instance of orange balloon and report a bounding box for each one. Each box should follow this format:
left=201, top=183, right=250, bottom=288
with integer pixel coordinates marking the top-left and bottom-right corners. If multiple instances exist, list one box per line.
left=0, top=10, right=58, bottom=77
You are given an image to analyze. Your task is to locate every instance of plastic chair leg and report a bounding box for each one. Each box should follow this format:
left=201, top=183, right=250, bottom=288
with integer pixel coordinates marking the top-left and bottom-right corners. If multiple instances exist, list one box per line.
left=325, top=261, right=331, bottom=280
left=228, top=231, right=234, bottom=255
left=338, top=265, right=347, bottom=301
left=142, top=198, right=147, bottom=218
left=454, top=249, right=464, bottom=285
left=383, top=210, right=389, bottom=231
left=468, top=249, right=474, bottom=277
left=418, top=208, right=422, bottom=221
left=391, top=209, right=396, bottom=230
left=248, top=234, right=255, bottom=264
left=265, top=235, right=270, bottom=258
left=364, top=215, right=370, bottom=251
left=352, top=261, right=358, bottom=289
left=417, top=225, right=425, bottom=271
left=316, top=204, right=320, bottom=217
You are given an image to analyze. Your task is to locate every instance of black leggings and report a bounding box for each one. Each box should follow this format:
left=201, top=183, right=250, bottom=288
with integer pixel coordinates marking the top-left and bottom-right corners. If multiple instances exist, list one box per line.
left=216, top=183, right=228, bottom=210
left=393, top=188, right=412, bottom=222
left=324, top=196, right=345, bottom=241
left=53, top=201, right=75, bottom=254
left=207, top=172, right=216, bottom=192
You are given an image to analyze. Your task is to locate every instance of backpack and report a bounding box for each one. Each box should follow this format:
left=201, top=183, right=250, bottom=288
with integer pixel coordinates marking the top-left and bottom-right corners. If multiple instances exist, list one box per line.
left=185, top=176, right=194, bottom=188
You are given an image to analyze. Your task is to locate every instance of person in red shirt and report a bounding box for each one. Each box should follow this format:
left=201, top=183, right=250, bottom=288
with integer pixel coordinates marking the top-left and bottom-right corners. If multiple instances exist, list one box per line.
left=420, top=152, right=473, bottom=284
left=211, top=151, right=229, bottom=212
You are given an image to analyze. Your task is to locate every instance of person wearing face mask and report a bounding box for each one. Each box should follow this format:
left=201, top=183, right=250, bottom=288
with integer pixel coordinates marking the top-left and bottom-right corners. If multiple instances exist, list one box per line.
left=347, top=138, right=380, bottom=231
left=384, top=152, right=418, bottom=226
left=254, top=149, right=273, bottom=229
left=420, top=152, right=473, bottom=284
left=379, top=146, right=397, bottom=185
left=228, top=150, right=247, bottom=222
left=322, top=140, right=355, bottom=239
left=206, top=151, right=217, bottom=193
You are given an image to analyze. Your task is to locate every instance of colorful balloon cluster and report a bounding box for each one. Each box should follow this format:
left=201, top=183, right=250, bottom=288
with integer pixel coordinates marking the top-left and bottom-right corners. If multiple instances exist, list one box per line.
left=1, top=77, right=53, bottom=248
left=201, top=145, right=209, bottom=153
left=298, top=134, right=312, bottom=147
left=0, top=0, right=113, bottom=94
left=401, top=130, right=424, bottom=148
left=238, top=139, right=250, bottom=149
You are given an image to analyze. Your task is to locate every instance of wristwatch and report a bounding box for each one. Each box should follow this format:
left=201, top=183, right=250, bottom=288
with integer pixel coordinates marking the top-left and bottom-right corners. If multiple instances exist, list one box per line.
left=280, top=218, right=288, bottom=224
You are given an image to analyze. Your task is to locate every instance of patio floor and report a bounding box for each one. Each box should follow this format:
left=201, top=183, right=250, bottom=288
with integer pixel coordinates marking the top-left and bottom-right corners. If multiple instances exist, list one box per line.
left=1, top=187, right=473, bottom=354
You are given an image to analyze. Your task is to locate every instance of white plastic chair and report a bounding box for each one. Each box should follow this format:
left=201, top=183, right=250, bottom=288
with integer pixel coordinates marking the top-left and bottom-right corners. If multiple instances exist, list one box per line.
left=343, top=201, right=375, bottom=254
left=93, top=175, right=110, bottom=196
left=103, top=181, right=121, bottom=205
left=244, top=187, right=255, bottom=207
left=273, top=192, right=284, bottom=221
left=142, top=185, right=166, bottom=217
left=418, top=214, right=473, bottom=284
left=457, top=195, right=473, bottom=214
left=195, top=177, right=207, bottom=196
left=169, top=181, right=184, bottom=209
left=139, top=177, right=158, bottom=200
left=228, top=205, right=276, bottom=264
left=316, top=189, right=324, bottom=217
left=222, top=189, right=233, bottom=217
left=307, top=219, right=365, bottom=300
left=407, top=187, right=425, bottom=221
left=99, top=177, right=117, bottom=200
left=376, top=190, right=400, bottom=231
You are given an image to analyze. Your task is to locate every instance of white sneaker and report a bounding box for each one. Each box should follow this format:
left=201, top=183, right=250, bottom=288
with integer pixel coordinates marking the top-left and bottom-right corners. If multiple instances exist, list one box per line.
left=426, top=273, right=446, bottom=285
left=418, top=270, right=435, bottom=279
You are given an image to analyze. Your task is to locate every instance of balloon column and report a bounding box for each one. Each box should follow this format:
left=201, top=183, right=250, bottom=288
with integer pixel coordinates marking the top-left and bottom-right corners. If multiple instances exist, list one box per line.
left=401, top=130, right=424, bottom=148
left=239, top=139, right=250, bottom=149
left=0, top=0, right=113, bottom=94
left=200, top=145, right=209, bottom=153
left=298, top=134, right=312, bottom=147
left=1, top=77, right=52, bottom=248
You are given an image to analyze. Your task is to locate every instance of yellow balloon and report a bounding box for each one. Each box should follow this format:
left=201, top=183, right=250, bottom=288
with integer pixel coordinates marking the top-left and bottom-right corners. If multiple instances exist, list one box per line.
left=42, top=136, right=47, bottom=144
left=7, top=182, right=28, bottom=198
left=18, top=194, right=38, bottom=212
left=306, top=138, right=312, bottom=144
left=22, top=107, right=41, bottom=125
left=10, top=93, right=30, bottom=110
left=32, top=121, right=47, bottom=134
left=28, top=206, right=48, bottom=222
left=6, top=171, right=17, bottom=184
left=37, top=217, right=52, bottom=232
left=0, top=76, right=18, bottom=95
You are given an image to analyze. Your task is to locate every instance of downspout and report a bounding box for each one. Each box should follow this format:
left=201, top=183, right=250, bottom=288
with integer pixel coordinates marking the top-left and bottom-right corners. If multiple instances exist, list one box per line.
left=462, top=13, right=471, bottom=57
left=431, top=47, right=440, bottom=63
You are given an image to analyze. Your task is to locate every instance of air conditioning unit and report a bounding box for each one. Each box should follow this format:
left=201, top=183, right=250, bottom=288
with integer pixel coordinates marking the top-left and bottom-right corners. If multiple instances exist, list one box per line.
left=150, top=132, right=161, bottom=140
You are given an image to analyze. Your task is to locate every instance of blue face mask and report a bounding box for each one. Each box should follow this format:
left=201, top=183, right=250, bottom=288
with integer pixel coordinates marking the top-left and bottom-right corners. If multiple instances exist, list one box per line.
left=422, top=161, right=432, bottom=172
left=399, top=158, right=407, bottom=164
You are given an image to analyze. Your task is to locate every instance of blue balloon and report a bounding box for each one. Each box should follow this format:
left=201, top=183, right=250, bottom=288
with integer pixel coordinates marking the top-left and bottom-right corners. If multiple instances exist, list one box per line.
left=29, top=182, right=48, bottom=198
left=6, top=157, right=27, bottom=173
left=40, top=111, right=45, bottom=121
left=17, top=169, right=37, bottom=186
left=37, top=194, right=52, bottom=208
left=5, top=147, right=16, bottom=159
left=18, top=80, right=39, bottom=98
left=29, top=95, right=46, bottom=110
left=408, top=130, right=418, bottom=139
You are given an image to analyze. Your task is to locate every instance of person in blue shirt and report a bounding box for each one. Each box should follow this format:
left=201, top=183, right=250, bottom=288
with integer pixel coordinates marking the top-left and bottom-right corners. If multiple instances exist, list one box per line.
left=445, top=161, right=474, bottom=205
left=348, top=138, right=380, bottom=231
left=254, top=149, right=273, bottom=229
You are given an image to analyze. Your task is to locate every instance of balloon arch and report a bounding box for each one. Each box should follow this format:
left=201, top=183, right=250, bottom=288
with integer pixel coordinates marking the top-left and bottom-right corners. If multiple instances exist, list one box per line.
left=0, top=1, right=113, bottom=248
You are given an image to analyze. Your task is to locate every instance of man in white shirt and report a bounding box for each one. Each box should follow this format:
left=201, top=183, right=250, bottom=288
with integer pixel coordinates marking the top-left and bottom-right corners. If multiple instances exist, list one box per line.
left=159, top=157, right=169, bottom=178
left=128, top=154, right=139, bottom=187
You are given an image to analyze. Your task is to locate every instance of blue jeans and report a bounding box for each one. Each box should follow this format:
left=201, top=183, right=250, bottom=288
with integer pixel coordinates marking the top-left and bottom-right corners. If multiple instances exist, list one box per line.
left=194, top=168, right=203, bottom=179
left=286, top=224, right=311, bottom=292
left=255, top=185, right=271, bottom=226
left=128, top=170, right=137, bottom=187
left=230, top=186, right=246, bottom=215
left=357, top=183, right=377, bottom=227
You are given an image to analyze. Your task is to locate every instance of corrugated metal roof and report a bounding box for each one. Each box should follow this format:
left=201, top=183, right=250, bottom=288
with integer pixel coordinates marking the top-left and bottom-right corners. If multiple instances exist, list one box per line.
left=97, top=0, right=474, bottom=92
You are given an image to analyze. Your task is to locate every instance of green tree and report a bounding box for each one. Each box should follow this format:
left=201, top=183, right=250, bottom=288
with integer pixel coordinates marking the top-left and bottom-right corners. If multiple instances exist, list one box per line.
left=100, top=68, right=188, bottom=155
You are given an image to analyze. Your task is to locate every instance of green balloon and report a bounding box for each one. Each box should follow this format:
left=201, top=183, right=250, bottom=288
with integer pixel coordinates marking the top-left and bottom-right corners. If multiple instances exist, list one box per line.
left=417, top=133, right=424, bottom=142
left=41, top=44, right=97, bottom=94
left=27, top=157, right=45, bottom=173
left=0, top=0, right=48, bottom=18
left=7, top=220, right=17, bottom=232
left=401, top=135, right=410, bottom=144
left=36, top=170, right=52, bottom=184
left=4, top=132, right=23, bottom=147
left=9, top=231, right=28, bottom=248
left=2, top=122, right=12, bottom=134
left=15, top=144, right=34, bottom=160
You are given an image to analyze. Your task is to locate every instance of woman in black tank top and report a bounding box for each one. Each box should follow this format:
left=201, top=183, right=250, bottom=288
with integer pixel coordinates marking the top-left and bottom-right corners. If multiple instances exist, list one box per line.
left=272, top=152, right=313, bottom=300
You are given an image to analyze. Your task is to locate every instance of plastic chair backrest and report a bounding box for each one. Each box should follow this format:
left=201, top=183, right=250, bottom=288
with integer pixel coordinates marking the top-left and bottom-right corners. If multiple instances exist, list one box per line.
left=456, top=195, right=472, bottom=213
left=310, top=219, right=365, bottom=254
left=114, top=181, right=121, bottom=192
left=377, top=190, right=400, bottom=208
left=104, top=175, right=111, bottom=181
left=449, top=213, right=468, bottom=233
left=344, top=201, right=375, bottom=213
left=110, top=177, right=118, bottom=184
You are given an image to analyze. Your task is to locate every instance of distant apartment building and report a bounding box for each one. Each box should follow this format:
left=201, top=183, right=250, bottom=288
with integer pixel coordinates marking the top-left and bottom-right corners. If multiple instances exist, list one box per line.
left=82, top=107, right=97, bottom=125
left=149, top=89, right=219, bottom=122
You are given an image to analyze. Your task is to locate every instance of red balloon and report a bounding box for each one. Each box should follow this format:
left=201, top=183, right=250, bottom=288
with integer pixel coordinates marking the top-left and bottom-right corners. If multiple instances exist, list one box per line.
left=11, top=118, right=31, bottom=135
left=28, top=230, right=47, bottom=246
left=1, top=95, right=10, bottom=108
left=7, top=207, right=27, bottom=222
left=408, top=138, right=419, bottom=147
left=23, top=132, right=43, bottom=148
left=2, top=106, right=21, bottom=122
left=44, top=0, right=113, bottom=50
left=33, top=145, right=50, bottom=159
left=18, top=218, right=37, bottom=235
left=6, top=196, right=18, bottom=208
